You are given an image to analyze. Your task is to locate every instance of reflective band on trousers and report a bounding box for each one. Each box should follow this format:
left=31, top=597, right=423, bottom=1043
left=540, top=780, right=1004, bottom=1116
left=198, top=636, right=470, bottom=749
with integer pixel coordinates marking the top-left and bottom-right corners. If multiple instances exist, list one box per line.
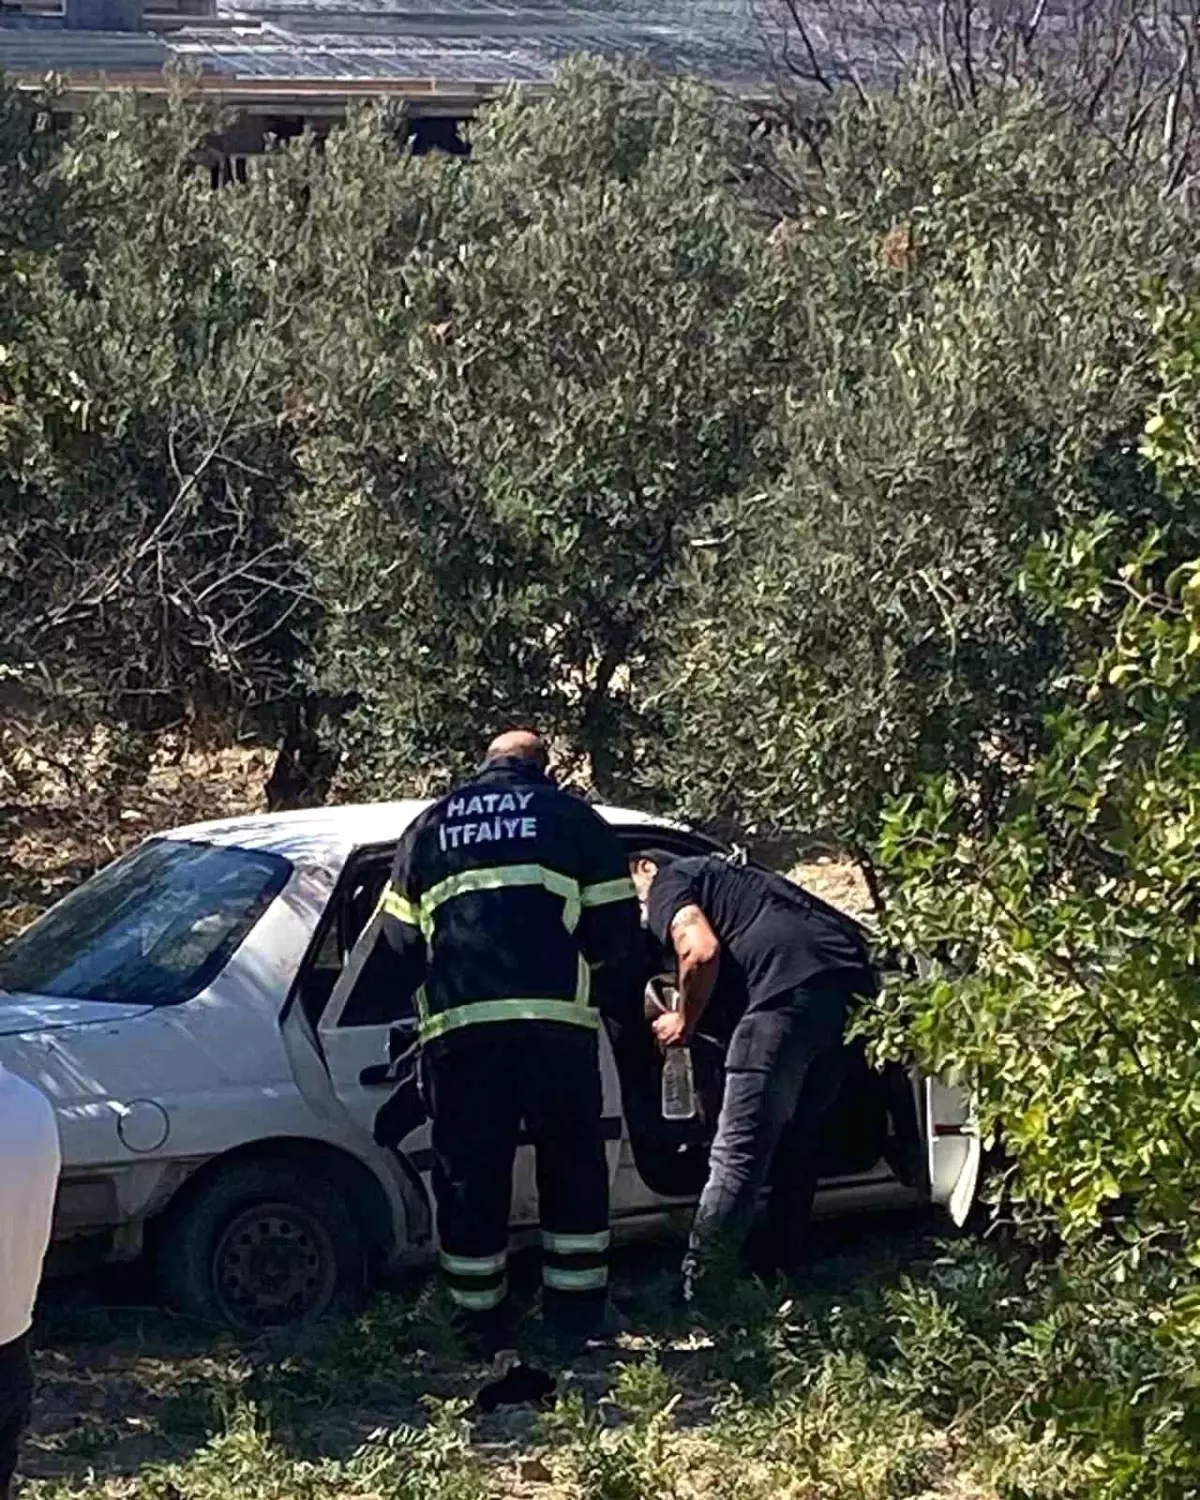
left=543, top=1265, right=609, bottom=1292
left=541, top=1230, right=611, bottom=1255
left=421, top=997, right=599, bottom=1044
left=449, top=1280, right=509, bottom=1312
left=440, top=1250, right=508, bottom=1278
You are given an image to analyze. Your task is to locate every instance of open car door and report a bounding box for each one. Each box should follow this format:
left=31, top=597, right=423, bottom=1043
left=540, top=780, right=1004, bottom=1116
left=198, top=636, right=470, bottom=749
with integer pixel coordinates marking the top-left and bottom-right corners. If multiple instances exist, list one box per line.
left=312, top=855, right=419, bottom=1141
left=923, top=1073, right=981, bottom=1226
left=314, top=849, right=624, bottom=1230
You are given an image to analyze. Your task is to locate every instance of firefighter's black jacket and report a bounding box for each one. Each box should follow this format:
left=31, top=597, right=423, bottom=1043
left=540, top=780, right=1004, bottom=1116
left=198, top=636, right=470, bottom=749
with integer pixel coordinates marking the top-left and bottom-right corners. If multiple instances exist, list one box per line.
left=380, top=757, right=641, bottom=1052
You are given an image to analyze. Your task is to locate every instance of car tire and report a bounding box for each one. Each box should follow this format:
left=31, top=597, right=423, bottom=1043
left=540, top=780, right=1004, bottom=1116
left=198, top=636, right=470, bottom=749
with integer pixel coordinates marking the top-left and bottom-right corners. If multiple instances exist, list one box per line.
left=155, top=1158, right=367, bottom=1332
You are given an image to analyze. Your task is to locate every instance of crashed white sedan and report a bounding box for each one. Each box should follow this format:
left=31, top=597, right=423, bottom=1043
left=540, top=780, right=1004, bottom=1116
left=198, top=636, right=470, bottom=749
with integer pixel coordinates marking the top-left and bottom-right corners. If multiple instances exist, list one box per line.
left=0, top=802, right=979, bottom=1329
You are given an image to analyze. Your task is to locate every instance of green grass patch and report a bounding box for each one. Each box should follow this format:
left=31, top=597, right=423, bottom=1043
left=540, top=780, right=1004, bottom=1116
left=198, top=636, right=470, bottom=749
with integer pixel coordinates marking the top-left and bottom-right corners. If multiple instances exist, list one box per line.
left=24, top=1230, right=1198, bottom=1500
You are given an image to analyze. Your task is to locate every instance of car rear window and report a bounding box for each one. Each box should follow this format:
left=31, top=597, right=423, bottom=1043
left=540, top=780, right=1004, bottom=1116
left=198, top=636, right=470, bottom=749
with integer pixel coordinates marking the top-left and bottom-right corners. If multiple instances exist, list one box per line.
left=0, top=838, right=292, bottom=1007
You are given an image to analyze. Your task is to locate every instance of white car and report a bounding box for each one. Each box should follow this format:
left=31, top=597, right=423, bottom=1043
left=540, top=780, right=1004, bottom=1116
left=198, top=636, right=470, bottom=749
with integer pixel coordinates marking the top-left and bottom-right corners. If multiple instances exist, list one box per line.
left=0, top=802, right=979, bottom=1330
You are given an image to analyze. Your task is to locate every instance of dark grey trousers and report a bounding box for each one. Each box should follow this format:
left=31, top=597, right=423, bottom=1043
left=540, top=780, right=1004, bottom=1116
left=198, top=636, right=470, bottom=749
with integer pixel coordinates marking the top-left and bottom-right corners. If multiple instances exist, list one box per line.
left=0, top=1332, right=33, bottom=1500
left=684, top=979, right=853, bottom=1299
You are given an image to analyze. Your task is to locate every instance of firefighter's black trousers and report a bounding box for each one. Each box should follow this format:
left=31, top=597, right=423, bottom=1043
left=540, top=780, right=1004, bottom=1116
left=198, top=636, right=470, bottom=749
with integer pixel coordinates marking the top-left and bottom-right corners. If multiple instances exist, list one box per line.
left=423, top=1023, right=610, bottom=1339
left=684, top=978, right=856, bottom=1300
left=0, top=1332, right=33, bottom=1500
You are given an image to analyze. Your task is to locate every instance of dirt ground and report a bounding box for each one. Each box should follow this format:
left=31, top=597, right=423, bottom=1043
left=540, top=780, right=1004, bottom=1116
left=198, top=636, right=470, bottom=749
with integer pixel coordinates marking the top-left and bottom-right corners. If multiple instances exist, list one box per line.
left=788, top=853, right=872, bottom=920
left=25, top=1209, right=946, bottom=1491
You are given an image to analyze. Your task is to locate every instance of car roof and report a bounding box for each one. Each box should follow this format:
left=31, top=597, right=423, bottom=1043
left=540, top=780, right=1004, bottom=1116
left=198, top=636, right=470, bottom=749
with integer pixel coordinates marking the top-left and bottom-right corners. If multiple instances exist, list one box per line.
left=165, top=800, right=699, bottom=866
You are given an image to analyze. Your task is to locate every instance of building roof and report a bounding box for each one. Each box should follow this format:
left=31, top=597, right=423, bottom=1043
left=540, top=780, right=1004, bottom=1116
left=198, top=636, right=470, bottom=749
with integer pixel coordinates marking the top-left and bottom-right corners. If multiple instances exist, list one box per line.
left=175, top=3, right=789, bottom=86
left=0, top=2, right=799, bottom=109
left=0, top=3, right=1184, bottom=113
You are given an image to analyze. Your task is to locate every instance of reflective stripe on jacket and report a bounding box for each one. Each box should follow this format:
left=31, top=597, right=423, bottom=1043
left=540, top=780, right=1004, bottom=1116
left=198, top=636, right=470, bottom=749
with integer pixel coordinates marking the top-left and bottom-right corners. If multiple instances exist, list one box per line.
left=380, top=760, right=640, bottom=1046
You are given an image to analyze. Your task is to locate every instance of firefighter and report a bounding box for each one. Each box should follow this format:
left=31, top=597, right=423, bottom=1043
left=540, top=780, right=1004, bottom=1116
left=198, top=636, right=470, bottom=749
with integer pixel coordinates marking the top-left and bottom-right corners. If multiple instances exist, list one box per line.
left=380, top=731, right=640, bottom=1355
left=629, top=850, right=877, bottom=1304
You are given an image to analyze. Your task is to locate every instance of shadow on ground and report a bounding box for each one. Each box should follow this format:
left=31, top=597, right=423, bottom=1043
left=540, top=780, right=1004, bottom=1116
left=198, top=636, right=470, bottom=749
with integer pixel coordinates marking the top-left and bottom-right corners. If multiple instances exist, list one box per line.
left=27, top=1206, right=948, bottom=1485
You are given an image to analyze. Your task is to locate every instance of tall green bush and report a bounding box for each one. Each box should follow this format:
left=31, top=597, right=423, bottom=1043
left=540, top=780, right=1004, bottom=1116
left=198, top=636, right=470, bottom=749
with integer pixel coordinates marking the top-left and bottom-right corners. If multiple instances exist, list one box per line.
left=651, top=83, right=1191, bottom=852
left=285, top=66, right=780, bottom=795
left=1, top=85, right=311, bottom=744
left=872, top=518, right=1199, bottom=1239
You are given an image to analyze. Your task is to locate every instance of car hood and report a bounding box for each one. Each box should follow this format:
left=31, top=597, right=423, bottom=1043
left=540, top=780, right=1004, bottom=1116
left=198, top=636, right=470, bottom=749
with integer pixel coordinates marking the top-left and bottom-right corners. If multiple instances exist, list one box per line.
left=0, top=993, right=154, bottom=1037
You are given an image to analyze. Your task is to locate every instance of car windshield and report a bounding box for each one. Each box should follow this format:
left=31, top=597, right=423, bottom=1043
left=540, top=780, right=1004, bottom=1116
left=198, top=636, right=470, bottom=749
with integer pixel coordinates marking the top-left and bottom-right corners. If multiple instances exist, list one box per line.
left=0, top=838, right=291, bottom=1007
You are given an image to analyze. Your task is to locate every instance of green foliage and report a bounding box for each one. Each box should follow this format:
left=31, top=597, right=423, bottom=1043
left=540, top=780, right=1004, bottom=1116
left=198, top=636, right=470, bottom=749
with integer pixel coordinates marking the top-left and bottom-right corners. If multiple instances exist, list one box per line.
left=656, top=81, right=1191, bottom=843
left=701, top=1240, right=1200, bottom=1500
left=0, top=83, right=310, bottom=740
left=872, top=519, right=1200, bottom=1241
left=24, top=1236, right=1198, bottom=1500
left=132, top=1396, right=490, bottom=1500
left=849, top=265, right=1200, bottom=1500
left=541, top=1358, right=682, bottom=1500
left=712, top=1353, right=937, bottom=1500
left=285, top=64, right=778, bottom=793
left=3, top=64, right=1194, bottom=815
left=5, top=57, right=1200, bottom=1500
left=0, top=83, right=64, bottom=274
left=1143, top=289, right=1200, bottom=496
left=859, top=1240, right=1200, bottom=1500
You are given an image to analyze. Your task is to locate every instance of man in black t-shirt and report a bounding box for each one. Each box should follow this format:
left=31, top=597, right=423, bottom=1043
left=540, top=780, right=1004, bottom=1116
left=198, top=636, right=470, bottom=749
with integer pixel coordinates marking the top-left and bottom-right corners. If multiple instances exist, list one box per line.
left=630, top=851, right=877, bottom=1301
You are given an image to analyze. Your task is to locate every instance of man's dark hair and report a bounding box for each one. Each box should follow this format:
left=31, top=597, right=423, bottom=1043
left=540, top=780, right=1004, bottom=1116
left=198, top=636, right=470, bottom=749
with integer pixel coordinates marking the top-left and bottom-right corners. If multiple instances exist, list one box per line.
left=632, top=848, right=682, bottom=871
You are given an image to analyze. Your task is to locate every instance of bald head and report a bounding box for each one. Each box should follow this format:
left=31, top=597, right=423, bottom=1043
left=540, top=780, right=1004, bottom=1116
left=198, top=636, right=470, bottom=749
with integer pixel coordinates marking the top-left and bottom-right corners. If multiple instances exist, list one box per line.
left=485, top=729, right=549, bottom=771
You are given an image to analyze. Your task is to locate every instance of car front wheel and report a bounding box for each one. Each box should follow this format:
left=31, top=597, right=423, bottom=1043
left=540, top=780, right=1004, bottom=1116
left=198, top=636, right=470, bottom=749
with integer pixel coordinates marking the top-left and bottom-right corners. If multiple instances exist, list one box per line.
left=155, top=1157, right=367, bottom=1331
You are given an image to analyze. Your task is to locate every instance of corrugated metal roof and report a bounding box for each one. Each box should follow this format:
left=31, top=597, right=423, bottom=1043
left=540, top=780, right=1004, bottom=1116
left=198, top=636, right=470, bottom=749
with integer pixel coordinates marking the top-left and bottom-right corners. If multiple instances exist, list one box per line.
left=0, top=1, right=791, bottom=87
left=0, top=17, right=171, bottom=71
left=0, top=2, right=1186, bottom=95
left=183, top=3, right=784, bottom=85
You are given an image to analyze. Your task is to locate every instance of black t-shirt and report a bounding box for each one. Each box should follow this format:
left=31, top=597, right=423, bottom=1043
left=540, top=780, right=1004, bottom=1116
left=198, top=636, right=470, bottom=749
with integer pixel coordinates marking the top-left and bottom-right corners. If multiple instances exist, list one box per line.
left=645, top=856, right=876, bottom=1040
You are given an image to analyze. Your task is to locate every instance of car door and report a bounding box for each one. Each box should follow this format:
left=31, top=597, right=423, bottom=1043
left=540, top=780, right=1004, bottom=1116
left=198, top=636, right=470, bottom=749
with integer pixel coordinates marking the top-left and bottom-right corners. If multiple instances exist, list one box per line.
left=313, top=844, right=627, bottom=1230
left=604, top=825, right=735, bottom=1215
left=308, top=847, right=418, bottom=1141
left=923, top=1072, right=981, bottom=1226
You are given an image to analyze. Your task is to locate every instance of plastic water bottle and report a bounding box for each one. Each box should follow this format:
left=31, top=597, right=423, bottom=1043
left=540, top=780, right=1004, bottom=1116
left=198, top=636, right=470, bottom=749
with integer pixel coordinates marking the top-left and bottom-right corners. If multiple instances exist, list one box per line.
left=661, top=1042, right=697, bottom=1121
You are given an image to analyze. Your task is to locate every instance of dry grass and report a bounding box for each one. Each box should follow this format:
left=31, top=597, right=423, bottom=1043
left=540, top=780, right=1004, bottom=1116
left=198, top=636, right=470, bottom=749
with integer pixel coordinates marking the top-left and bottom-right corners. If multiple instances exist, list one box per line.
left=24, top=1225, right=1015, bottom=1500
left=0, top=734, right=271, bottom=940
left=789, top=854, right=873, bottom=921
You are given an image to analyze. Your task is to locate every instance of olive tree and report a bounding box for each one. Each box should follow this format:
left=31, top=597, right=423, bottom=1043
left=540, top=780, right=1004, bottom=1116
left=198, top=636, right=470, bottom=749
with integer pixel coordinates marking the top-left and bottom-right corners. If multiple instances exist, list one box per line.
left=0, top=83, right=312, bottom=761
left=285, top=66, right=784, bottom=796
left=649, top=82, right=1193, bottom=874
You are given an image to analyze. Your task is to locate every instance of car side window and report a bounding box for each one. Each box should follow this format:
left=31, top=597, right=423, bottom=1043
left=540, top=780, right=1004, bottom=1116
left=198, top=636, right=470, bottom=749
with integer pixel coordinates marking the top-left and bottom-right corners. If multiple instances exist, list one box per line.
left=297, top=912, right=344, bottom=1028
left=301, top=855, right=396, bottom=1029
left=340, top=866, right=390, bottom=954
left=335, top=860, right=418, bottom=1031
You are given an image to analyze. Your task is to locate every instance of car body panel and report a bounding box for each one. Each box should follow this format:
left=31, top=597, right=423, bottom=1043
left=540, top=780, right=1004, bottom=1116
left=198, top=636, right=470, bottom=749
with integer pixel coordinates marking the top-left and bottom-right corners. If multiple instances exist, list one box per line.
left=163, top=800, right=687, bottom=867
left=1, top=845, right=426, bottom=1258
left=0, top=996, right=153, bottom=1038
left=311, top=896, right=629, bottom=1229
